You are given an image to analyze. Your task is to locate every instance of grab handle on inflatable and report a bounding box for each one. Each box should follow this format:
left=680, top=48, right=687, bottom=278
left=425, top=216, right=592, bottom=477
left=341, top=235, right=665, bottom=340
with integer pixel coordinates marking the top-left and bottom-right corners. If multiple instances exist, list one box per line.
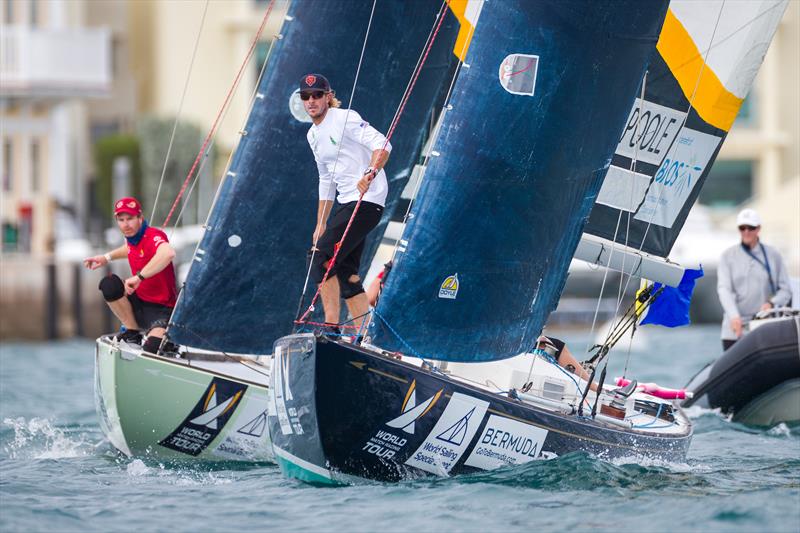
left=615, top=377, right=693, bottom=400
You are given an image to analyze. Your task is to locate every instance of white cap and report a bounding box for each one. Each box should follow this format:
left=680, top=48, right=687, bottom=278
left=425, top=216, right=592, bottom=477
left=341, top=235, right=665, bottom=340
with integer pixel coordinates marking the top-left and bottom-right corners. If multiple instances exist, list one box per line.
left=736, top=208, right=761, bottom=227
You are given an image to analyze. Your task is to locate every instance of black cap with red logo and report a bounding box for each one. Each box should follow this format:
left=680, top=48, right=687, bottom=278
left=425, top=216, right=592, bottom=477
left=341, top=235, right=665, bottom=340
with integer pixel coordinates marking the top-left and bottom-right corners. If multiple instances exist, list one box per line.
left=299, top=74, right=331, bottom=94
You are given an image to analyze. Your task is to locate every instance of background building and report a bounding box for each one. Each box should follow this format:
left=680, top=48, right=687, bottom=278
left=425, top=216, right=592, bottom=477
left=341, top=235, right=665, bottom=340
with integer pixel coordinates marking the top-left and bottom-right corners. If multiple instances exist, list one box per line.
left=1, top=0, right=110, bottom=256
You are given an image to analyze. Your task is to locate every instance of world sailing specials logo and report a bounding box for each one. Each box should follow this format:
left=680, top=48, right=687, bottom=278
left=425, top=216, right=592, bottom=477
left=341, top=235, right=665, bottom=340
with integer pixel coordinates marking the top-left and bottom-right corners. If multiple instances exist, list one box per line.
left=159, top=378, right=247, bottom=456
left=438, top=274, right=459, bottom=299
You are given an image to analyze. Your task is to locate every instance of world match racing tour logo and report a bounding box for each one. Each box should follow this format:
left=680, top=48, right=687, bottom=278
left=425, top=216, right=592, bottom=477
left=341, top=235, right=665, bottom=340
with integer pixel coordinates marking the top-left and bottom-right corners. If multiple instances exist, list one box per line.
left=362, top=380, right=443, bottom=460
left=159, top=378, right=247, bottom=456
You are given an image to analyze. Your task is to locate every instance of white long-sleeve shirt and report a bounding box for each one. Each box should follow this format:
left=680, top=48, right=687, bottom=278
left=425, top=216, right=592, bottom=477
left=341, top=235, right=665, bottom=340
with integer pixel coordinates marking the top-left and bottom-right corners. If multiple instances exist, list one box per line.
left=717, top=241, right=792, bottom=340
left=306, top=107, right=392, bottom=207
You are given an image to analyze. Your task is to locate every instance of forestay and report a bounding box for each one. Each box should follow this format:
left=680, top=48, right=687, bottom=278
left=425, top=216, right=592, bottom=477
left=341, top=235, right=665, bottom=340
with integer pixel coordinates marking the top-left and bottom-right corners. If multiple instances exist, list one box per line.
left=584, top=0, right=788, bottom=258
left=169, top=0, right=462, bottom=353
left=371, top=0, right=670, bottom=362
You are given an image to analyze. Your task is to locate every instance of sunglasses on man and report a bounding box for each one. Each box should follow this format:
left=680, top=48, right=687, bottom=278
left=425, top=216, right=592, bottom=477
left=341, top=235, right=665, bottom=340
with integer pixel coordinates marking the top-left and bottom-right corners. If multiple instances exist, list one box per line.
left=300, top=91, right=327, bottom=101
left=738, top=225, right=758, bottom=232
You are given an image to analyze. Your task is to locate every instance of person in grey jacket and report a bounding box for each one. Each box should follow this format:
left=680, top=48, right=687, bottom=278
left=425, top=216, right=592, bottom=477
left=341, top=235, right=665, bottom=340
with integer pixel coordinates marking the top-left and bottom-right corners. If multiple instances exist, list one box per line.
left=717, top=208, right=792, bottom=350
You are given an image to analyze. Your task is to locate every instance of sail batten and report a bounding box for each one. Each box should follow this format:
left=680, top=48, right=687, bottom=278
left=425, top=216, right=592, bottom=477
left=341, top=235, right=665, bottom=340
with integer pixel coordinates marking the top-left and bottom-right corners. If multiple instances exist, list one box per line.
left=370, top=0, right=670, bottom=362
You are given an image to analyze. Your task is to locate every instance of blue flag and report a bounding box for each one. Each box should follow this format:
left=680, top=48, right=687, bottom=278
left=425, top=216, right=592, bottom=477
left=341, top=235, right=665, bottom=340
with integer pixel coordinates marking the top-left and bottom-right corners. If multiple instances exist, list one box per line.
left=639, top=267, right=704, bottom=328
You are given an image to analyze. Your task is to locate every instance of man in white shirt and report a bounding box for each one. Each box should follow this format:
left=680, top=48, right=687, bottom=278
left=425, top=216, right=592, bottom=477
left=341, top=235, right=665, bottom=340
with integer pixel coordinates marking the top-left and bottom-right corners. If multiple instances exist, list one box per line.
left=717, top=208, right=792, bottom=350
left=301, top=74, right=392, bottom=333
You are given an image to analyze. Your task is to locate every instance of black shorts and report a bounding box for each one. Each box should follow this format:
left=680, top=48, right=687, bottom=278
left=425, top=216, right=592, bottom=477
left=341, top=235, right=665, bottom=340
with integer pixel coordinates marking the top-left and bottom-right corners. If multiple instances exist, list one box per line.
left=313, top=201, right=384, bottom=282
left=129, top=293, right=173, bottom=332
left=541, top=336, right=567, bottom=362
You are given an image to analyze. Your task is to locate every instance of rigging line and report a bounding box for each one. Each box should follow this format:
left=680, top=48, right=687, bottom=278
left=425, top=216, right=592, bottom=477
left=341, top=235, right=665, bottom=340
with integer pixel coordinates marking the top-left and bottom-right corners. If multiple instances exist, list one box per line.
left=621, top=320, right=636, bottom=379
left=164, top=15, right=282, bottom=336
left=601, top=71, right=649, bottom=350
left=171, top=29, right=279, bottom=231
left=170, top=323, right=272, bottom=379
left=297, top=1, right=450, bottom=325
left=297, top=0, right=379, bottom=315
left=151, top=0, right=210, bottom=223
left=161, top=0, right=276, bottom=228
left=364, top=1, right=475, bottom=335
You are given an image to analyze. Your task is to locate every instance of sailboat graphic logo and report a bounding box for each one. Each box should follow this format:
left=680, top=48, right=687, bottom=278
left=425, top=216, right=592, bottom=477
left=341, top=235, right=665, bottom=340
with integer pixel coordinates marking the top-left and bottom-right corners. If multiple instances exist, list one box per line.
left=436, top=406, right=475, bottom=445
left=190, top=383, right=244, bottom=430
left=386, top=380, right=443, bottom=434
left=237, top=410, right=268, bottom=438
left=438, top=273, right=459, bottom=299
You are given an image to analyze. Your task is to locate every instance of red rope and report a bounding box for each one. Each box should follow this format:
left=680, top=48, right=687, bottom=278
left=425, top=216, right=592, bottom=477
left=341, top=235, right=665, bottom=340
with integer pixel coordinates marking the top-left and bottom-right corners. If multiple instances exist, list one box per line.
left=297, top=0, right=451, bottom=324
left=161, top=0, right=276, bottom=228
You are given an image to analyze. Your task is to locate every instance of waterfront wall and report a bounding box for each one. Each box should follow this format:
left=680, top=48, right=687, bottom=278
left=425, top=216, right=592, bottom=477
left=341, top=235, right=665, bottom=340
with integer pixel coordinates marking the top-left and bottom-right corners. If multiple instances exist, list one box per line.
left=0, top=256, right=125, bottom=340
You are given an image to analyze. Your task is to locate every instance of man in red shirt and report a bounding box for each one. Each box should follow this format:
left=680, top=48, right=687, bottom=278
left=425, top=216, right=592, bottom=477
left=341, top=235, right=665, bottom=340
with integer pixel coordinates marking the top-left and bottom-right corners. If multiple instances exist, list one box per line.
left=84, top=197, right=177, bottom=353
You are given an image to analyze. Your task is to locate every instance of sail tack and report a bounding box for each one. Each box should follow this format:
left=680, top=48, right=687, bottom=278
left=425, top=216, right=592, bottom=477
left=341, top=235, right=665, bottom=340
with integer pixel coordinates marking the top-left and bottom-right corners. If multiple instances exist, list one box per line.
left=169, top=0, right=462, bottom=353
left=585, top=0, right=788, bottom=258
left=371, top=0, right=670, bottom=362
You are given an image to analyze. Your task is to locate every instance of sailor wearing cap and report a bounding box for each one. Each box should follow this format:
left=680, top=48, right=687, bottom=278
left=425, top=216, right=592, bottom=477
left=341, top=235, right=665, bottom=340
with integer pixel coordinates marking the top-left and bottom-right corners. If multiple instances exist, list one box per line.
left=83, top=197, right=178, bottom=353
left=301, top=73, right=392, bottom=332
left=716, top=208, right=792, bottom=350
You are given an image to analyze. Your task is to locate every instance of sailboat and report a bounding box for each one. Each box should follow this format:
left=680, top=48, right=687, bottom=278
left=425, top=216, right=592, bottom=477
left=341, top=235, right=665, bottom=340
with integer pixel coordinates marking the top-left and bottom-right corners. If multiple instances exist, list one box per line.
left=268, top=0, right=788, bottom=484
left=94, top=0, right=462, bottom=461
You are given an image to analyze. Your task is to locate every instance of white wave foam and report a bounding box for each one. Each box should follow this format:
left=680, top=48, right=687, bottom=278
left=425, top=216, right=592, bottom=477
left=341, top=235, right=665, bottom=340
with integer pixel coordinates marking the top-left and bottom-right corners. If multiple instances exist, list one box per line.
left=608, top=454, right=700, bottom=473
left=126, top=459, right=152, bottom=476
left=766, top=423, right=793, bottom=437
left=2, top=417, right=93, bottom=460
left=122, top=458, right=232, bottom=486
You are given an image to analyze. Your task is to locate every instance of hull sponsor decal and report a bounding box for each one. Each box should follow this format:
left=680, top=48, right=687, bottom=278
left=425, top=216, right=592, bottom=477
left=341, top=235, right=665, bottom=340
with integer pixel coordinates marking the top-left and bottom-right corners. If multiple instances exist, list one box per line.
left=464, top=414, right=549, bottom=470
left=213, top=392, right=271, bottom=460
left=405, top=392, right=489, bottom=475
left=159, top=377, right=247, bottom=456
left=386, top=380, right=443, bottom=434
left=271, top=346, right=303, bottom=435
left=363, top=380, right=442, bottom=460
left=634, top=127, right=721, bottom=228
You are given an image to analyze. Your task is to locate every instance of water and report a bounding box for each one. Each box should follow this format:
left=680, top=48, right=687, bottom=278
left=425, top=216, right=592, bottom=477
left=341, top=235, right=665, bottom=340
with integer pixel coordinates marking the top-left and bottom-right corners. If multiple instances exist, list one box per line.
left=1, top=326, right=799, bottom=532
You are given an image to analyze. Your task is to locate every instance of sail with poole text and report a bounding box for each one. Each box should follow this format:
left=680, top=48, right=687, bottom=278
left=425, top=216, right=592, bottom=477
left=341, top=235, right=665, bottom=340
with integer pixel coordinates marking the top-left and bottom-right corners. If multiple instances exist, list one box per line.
left=370, top=0, right=670, bottom=362
left=583, top=0, right=788, bottom=257
left=169, top=0, right=462, bottom=353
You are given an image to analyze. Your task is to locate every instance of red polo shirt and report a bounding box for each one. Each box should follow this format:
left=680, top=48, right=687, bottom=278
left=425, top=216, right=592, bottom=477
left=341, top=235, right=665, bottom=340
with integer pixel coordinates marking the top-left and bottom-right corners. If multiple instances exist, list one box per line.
left=127, top=226, right=177, bottom=307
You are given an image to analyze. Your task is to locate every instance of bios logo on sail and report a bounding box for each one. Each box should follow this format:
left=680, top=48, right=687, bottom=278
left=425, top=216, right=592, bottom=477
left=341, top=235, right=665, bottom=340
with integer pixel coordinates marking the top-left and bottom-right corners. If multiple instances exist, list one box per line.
left=438, top=274, right=459, bottom=299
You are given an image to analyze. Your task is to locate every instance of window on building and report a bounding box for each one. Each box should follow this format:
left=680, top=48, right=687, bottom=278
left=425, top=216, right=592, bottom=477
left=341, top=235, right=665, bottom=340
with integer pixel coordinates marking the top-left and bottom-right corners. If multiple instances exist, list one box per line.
left=698, top=159, right=754, bottom=208
left=2, top=223, right=19, bottom=252
left=733, top=92, right=756, bottom=127
left=30, top=0, right=38, bottom=26
left=3, top=140, right=12, bottom=192
left=31, top=140, right=40, bottom=192
left=254, top=40, right=273, bottom=87
left=4, top=0, right=13, bottom=25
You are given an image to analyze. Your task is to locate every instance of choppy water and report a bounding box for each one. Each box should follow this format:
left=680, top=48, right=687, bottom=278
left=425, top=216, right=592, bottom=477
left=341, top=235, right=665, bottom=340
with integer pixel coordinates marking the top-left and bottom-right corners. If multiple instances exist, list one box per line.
left=1, top=326, right=799, bottom=532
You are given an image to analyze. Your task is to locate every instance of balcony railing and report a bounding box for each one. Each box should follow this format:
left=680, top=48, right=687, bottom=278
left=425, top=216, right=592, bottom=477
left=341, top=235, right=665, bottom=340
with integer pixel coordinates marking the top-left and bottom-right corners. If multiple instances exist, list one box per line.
left=1, top=24, right=111, bottom=98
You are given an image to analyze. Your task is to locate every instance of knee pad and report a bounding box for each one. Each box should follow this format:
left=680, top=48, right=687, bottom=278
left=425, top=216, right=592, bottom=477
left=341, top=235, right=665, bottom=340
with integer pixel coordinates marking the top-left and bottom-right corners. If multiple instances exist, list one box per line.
left=99, top=274, right=125, bottom=302
left=338, top=272, right=364, bottom=300
left=142, top=336, right=162, bottom=354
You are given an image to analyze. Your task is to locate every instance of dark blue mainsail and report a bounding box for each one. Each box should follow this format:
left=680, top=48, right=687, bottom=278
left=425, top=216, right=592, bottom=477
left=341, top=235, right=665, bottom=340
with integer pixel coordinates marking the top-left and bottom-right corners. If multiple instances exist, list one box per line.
left=169, top=1, right=460, bottom=353
left=371, top=0, right=669, bottom=362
